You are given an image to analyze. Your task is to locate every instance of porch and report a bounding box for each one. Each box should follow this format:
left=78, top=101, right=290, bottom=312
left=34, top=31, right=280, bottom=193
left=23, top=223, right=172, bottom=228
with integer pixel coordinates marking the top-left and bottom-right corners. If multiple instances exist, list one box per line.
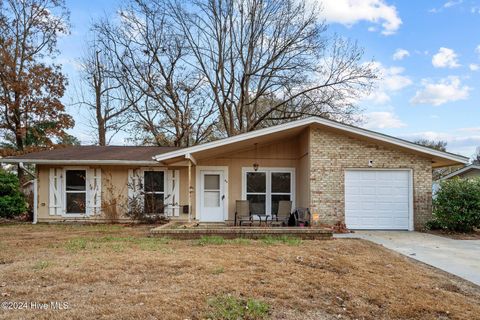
left=150, top=225, right=332, bottom=240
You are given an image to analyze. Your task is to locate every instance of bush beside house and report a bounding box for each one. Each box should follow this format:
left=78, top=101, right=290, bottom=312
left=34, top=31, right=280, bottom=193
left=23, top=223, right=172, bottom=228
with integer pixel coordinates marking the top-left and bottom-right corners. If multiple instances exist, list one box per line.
left=428, top=178, right=480, bottom=232
left=0, top=170, right=27, bottom=218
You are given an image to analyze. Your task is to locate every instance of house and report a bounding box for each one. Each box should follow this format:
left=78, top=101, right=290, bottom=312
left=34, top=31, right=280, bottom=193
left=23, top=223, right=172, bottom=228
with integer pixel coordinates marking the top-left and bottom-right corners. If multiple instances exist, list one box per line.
left=1, top=117, right=468, bottom=230
left=440, top=164, right=480, bottom=180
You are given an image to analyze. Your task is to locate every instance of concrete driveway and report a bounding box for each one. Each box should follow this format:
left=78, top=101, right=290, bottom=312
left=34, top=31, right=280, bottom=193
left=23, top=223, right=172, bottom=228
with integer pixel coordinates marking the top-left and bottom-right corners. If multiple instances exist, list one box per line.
left=335, top=231, right=480, bottom=286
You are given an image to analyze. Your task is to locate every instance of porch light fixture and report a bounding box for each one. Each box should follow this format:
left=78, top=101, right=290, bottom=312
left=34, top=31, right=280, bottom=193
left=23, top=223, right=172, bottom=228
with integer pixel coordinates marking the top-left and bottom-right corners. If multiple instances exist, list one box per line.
left=253, top=143, right=259, bottom=171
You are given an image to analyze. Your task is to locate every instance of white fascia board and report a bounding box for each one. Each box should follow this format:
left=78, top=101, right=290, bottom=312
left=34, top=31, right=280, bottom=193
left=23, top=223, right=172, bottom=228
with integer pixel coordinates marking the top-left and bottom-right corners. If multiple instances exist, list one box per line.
left=153, top=117, right=469, bottom=164
left=0, top=159, right=160, bottom=166
left=440, top=165, right=480, bottom=180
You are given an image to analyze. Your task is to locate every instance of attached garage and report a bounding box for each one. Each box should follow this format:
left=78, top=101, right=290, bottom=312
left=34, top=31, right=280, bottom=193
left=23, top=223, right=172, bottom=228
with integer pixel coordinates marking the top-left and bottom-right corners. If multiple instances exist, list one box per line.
left=344, top=170, right=412, bottom=230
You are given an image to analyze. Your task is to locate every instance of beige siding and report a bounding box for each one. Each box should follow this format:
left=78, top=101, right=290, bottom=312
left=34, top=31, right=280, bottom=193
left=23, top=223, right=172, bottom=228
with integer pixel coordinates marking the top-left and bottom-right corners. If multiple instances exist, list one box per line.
left=458, top=170, right=480, bottom=179
left=309, top=127, right=433, bottom=230
left=36, top=165, right=191, bottom=223
left=193, top=132, right=310, bottom=222
left=296, top=127, right=310, bottom=208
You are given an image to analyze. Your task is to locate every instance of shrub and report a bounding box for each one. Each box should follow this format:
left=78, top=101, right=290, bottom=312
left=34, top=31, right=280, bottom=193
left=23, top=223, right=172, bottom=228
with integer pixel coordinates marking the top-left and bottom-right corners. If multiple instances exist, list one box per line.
left=430, top=178, right=480, bottom=232
left=0, top=170, right=27, bottom=218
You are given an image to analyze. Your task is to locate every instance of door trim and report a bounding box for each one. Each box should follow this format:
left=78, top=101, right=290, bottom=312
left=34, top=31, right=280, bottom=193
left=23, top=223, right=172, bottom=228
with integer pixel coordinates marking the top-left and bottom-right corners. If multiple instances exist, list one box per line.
left=195, top=166, right=229, bottom=222
left=344, top=168, right=414, bottom=231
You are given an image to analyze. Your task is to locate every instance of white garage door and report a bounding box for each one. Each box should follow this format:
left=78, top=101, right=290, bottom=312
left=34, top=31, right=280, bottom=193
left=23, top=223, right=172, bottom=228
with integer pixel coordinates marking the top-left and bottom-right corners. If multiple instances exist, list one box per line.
left=345, top=170, right=411, bottom=230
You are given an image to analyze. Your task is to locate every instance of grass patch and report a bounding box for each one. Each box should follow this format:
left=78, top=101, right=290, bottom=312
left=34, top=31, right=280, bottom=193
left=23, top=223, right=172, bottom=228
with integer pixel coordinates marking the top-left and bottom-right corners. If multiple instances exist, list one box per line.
left=33, top=260, right=51, bottom=270
left=65, top=238, right=88, bottom=252
left=196, top=235, right=226, bottom=246
left=64, top=236, right=172, bottom=252
left=227, top=238, right=252, bottom=245
left=206, top=295, right=269, bottom=320
left=211, top=266, right=225, bottom=275
left=260, top=235, right=302, bottom=246
left=137, top=237, right=171, bottom=251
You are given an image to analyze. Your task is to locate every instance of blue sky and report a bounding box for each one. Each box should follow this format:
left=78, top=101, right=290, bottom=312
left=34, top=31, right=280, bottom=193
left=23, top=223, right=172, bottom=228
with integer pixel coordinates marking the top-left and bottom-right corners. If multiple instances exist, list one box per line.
left=58, top=0, right=480, bottom=158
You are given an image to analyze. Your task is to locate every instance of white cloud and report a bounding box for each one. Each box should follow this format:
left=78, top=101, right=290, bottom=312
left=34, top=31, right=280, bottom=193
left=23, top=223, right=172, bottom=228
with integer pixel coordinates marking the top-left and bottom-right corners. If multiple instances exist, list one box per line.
left=430, top=0, right=463, bottom=13
left=444, top=0, right=463, bottom=8
left=410, top=76, right=470, bottom=106
left=317, top=0, right=402, bottom=35
left=363, top=62, right=412, bottom=104
left=392, top=48, right=410, bottom=61
left=432, top=47, right=461, bottom=68
left=469, top=64, right=479, bottom=71
left=363, top=111, right=406, bottom=129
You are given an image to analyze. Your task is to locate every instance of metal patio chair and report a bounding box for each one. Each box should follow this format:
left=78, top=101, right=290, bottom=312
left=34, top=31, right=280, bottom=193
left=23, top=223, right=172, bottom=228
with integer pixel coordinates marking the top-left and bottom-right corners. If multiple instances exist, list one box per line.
left=234, top=200, right=253, bottom=226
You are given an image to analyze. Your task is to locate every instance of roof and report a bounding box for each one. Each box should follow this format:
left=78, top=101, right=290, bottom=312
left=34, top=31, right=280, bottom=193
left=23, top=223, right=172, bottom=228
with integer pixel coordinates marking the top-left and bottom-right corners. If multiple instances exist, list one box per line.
left=154, top=116, right=469, bottom=167
left=440, top=165, right=480, bottom=180
left=1, top=146, right=179, bottom=165
left=0, top=117, right=470, bottom=167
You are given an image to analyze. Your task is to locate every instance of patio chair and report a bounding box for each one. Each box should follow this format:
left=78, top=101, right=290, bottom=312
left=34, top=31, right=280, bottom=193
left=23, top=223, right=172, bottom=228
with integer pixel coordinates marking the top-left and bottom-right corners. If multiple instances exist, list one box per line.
left=234, top=200, right=253, bottom=226
left=271, top=200, right=292, bottom=227
left=294, top=207, right=311, bottom=227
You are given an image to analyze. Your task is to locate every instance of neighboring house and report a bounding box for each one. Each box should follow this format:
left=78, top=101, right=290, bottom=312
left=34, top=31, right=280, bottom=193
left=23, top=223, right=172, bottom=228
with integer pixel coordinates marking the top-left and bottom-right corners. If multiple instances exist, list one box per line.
left=440, top=165, right=480, bottom=180
left=432, top=165, right=480, bottom=196
left=1, top=117, right=468, bottom=230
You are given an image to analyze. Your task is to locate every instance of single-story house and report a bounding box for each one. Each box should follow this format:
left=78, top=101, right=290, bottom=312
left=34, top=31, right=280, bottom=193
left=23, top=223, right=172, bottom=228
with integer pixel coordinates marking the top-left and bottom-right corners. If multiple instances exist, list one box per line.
left=1, top=117, right=469, bottom=230
left=440, top=164, right=480, bottom=180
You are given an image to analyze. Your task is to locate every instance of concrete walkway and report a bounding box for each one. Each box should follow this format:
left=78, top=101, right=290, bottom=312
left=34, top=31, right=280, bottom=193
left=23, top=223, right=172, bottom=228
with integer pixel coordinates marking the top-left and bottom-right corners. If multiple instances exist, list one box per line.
left=335, top=231, right=480, bottom=286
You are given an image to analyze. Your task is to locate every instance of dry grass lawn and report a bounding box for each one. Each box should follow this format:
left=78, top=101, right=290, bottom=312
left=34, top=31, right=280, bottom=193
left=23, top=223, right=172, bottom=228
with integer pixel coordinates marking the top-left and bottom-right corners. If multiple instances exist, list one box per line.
left=0, top=224, right=479, bottom=320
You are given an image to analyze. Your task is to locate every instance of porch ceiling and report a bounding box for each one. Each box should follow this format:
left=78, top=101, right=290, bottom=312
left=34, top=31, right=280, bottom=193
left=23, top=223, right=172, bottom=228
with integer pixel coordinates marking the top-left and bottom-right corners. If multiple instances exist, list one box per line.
left=186, top=126, right=307, bottom=161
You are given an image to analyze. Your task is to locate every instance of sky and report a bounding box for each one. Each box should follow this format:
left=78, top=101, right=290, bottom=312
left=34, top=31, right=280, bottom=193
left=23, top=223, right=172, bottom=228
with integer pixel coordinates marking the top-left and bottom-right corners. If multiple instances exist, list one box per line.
left=57, top=0, right=480, bottom=158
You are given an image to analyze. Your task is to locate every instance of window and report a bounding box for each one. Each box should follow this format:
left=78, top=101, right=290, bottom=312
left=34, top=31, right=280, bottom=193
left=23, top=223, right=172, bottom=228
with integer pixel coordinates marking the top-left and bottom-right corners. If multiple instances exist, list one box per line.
left=244, top=169, right=294, bottom=215
left=246, top=172, right=267, bottom=214
left=144, top=171, right=165, bottom=214
left=203, top=174, right=221, bottom=207
left=65, top=170, right=86, bottom=214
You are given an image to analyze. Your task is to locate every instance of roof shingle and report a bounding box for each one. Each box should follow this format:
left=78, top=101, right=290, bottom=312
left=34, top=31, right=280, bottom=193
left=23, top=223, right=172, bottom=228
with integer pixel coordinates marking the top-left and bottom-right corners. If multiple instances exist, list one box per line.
left=2, top=146, right=179, bottom=162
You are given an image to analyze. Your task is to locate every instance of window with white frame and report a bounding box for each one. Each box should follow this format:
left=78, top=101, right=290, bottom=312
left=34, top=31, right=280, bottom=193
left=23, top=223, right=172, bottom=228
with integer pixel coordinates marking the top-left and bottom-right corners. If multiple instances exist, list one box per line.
left=143, top=171, right=165, bottom=214
left=65, top=170, right=87, bottom=214
left=244, top=168, right=294, bottom=215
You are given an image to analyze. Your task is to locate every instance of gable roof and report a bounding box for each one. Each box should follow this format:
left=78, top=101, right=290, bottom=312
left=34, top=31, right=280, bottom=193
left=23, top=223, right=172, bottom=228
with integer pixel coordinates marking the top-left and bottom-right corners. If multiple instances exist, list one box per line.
left=1, top=146, right=179, bottom=165
left=153, top=117, right=469, bottom=167
left=440, top=165, right=480, bottom=180
left=0, top=117, right=470, bottom=167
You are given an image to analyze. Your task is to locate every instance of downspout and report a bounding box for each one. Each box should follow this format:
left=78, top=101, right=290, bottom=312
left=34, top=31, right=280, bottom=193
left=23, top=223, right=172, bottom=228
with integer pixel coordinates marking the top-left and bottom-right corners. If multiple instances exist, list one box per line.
left=33, top=178, right=38, bottom=224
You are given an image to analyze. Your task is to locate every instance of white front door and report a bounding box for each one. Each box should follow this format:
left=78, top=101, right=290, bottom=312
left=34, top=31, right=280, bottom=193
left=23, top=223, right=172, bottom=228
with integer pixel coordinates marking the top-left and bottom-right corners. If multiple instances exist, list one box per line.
left=199, top=170, right=226, bottom=222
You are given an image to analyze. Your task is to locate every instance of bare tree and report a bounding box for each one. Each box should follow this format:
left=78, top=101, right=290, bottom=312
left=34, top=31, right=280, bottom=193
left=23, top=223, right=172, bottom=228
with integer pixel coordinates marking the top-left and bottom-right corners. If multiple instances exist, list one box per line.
left=414, top=139, right=462, bottom=180
left=413, top=139, right=447, bottom=152
left=93, top=0, right=217, bottom=147
left=93, top=0, right=376, bottom=145
left=75, top=37, right=130, bottom=145
left=171, top=0, right=376, bottom=136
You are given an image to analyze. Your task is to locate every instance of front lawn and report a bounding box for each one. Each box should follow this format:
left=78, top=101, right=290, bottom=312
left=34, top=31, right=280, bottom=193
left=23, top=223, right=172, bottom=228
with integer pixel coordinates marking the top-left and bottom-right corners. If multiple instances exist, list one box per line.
left=0, top=224, right=479, bottom=319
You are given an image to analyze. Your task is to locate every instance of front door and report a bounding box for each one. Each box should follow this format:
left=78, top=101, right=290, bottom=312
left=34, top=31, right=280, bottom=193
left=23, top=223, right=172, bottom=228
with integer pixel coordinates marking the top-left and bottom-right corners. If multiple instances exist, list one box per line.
left=200, top=170, right=226, bottom=222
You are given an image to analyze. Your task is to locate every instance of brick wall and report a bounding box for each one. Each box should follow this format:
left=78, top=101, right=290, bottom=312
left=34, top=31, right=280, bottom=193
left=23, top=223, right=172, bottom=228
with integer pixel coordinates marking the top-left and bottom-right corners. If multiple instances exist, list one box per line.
left=309, top=128, right=433, bottom=230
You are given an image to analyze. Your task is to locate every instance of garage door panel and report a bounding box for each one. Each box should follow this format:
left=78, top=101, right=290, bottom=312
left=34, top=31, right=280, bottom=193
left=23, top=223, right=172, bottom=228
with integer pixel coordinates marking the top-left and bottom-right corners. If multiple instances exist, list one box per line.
left=345, top=170, right=411, bottom=230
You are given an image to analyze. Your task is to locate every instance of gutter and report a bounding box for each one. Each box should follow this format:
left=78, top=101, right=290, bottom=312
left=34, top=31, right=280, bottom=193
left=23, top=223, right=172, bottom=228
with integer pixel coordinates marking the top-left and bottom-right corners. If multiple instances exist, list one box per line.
left=0, top=159, right=160, bottom=166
